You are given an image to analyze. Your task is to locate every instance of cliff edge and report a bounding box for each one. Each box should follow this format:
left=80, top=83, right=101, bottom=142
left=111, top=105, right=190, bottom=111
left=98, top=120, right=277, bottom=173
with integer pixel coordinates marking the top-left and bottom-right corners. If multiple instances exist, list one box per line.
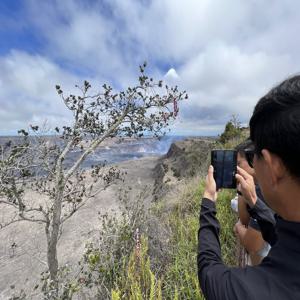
left=153, top=137, right=216, bottom=200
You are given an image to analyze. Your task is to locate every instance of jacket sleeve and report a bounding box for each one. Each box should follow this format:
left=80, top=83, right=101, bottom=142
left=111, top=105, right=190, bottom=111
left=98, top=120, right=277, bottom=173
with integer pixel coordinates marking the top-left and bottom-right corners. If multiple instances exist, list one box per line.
left=247, top=197, right=277, bottom=246
left=197, top=198, right=250, bottom=300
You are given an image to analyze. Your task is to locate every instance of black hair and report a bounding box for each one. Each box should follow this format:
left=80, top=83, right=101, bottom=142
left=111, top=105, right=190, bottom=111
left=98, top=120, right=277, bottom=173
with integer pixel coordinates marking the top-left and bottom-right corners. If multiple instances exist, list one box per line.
left=250, top=75, right=300, bottom=179
left=235, top=139, right=254, bottom=157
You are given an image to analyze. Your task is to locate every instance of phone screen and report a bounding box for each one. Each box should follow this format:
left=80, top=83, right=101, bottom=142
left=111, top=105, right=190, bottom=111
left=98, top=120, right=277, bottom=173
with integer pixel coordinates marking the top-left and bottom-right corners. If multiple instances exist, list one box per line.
left=211, top=150, right=237, bottom=189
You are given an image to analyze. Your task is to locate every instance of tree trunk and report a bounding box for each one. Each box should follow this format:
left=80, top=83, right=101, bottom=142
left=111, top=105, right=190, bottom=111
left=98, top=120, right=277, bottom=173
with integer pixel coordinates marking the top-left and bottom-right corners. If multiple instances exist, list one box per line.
left=47, top=178, right=64, bottom=296
left=47, top=236, right=59, bottom=293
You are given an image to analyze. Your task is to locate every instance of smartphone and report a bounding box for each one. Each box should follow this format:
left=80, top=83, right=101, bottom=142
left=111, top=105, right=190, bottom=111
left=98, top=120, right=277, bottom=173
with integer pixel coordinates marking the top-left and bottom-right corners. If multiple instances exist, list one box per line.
left=211, top=150, right=237, bottom=189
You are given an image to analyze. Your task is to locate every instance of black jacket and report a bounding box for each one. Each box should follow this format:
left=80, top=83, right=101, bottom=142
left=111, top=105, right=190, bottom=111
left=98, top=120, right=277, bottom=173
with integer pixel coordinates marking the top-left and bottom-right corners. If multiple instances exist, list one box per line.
left=247, top=197, right=277, bottom=246
left=197, top=198, right=300, bottom=300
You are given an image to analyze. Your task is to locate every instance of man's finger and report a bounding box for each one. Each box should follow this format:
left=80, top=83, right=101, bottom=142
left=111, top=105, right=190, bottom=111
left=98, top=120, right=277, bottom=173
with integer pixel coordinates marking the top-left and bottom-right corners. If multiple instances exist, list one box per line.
left=237, top=183, right=242, bottom=191
left=235, top=173, right=247, bottom=188
left=237, top=166, right=252, bottom=180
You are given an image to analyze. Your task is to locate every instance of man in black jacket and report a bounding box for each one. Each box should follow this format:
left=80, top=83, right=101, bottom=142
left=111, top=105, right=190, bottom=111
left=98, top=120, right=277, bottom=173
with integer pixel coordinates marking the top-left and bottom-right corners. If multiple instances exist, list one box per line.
left=198, top=75, right=300, bottom=300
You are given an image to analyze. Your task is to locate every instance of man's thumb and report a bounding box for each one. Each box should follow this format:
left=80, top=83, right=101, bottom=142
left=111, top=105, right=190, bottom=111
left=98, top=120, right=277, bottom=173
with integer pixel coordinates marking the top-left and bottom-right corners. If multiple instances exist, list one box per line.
left=208, top=165, right=214, bottom=179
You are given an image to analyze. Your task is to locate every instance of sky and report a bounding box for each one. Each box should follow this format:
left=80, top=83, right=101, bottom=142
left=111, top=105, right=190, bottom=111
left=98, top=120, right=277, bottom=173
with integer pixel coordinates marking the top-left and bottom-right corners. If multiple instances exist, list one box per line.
left=0, top=0, right=300, bottom=136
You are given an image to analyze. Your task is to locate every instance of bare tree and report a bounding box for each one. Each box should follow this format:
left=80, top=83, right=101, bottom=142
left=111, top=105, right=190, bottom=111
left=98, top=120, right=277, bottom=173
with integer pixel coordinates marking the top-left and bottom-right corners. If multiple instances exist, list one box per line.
left=0, top=63, right=187, bottom=297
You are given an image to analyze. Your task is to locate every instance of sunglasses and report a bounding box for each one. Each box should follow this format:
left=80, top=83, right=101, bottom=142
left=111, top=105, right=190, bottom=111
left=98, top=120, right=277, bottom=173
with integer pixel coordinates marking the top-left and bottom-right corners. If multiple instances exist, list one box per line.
left=244, top=148, right=255, bottom=168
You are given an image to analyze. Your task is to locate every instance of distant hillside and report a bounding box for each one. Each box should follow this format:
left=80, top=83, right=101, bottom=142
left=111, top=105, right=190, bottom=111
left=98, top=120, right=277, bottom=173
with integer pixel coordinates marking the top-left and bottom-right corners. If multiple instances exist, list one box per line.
left=153, top=137, right=216, bottom=200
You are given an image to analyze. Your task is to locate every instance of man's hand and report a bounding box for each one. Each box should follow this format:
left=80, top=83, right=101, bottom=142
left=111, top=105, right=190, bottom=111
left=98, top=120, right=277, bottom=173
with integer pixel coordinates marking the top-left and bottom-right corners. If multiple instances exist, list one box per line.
left=203, top=165, right=218, bottom=202
left=235, top=166, right=257, bottom=208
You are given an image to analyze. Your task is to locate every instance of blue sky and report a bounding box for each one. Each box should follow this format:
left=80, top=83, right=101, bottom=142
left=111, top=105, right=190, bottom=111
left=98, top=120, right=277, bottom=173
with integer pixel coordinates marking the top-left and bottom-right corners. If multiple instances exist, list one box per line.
left=1, top=0, right=300, bottom=136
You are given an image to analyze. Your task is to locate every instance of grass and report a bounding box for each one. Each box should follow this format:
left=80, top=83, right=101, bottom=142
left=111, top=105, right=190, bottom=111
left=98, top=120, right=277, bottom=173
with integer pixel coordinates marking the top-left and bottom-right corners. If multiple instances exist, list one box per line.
left=109, top=178, right=238, bottom=300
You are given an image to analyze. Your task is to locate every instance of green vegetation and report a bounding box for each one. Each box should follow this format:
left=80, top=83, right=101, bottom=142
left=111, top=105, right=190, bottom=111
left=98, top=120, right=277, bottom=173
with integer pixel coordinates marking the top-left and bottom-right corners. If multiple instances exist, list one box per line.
left=49, top=179, right=236, bottom=300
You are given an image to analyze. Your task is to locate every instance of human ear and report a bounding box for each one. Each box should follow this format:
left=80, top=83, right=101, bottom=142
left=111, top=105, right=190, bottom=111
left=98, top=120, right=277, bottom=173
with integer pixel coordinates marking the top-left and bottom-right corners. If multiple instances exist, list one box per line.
left=261, top=149, right=286, bottom=187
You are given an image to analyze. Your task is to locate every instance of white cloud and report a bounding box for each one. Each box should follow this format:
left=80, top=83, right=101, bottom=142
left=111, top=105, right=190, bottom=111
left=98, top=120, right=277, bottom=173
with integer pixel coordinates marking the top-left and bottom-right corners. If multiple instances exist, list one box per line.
left=2, top=0, right=300, bottom=135
left=177, top=42, right=297, bottom=122
left=0, top=50, right=81, bottom=132
left=25, top=0, right=138, bottom=85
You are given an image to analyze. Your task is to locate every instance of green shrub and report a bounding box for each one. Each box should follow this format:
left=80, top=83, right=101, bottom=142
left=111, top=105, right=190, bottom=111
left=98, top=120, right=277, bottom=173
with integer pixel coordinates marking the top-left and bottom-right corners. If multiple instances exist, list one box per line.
left=219, top=120, right=242, bottom=144
left=67, top=178, right=238, bottom=300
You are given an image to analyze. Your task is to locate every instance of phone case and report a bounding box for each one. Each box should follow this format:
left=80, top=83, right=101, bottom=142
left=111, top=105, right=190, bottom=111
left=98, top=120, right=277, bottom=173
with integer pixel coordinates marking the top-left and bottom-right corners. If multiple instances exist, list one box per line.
left=211, top=150, right=237, bottom=189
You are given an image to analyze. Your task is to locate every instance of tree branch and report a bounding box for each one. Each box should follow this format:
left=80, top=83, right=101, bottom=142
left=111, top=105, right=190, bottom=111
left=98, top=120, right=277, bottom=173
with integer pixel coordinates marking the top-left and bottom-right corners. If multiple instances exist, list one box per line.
left=65, top=105, right=131, bottom=180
